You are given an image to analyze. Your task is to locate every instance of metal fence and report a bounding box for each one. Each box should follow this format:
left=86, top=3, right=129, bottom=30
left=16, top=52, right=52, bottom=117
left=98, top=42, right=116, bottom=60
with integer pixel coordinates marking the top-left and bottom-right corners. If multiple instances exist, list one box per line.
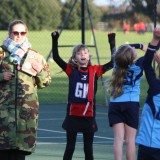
left=0, top=1, right=112, bottom=106
left=38, top=0, right=110, bottom=105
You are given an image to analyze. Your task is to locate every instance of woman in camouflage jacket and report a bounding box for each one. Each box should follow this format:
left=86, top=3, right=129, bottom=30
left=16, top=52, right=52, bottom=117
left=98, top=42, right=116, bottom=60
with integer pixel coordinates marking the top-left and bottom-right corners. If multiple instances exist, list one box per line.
left=0, top=20, right=51, bottom=160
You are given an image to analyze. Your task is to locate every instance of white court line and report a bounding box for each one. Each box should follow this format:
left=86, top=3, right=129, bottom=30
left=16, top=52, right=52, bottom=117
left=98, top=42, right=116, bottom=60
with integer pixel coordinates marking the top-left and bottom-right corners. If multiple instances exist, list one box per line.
left=37, top=128, right=114, bottom=141
left=37, top=141, right=112, bottom=145
left=37, top=136, right=114, bottom=141
left=38, top=128, right=65, bottom=134
left=38, top=136, right=66, bottom=139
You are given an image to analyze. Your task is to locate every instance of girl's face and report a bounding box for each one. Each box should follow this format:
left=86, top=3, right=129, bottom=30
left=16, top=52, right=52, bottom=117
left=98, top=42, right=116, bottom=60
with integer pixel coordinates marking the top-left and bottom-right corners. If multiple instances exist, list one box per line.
left=9, top=23, right=27, bottom=44
left=75, top=48, right=90, bottom=67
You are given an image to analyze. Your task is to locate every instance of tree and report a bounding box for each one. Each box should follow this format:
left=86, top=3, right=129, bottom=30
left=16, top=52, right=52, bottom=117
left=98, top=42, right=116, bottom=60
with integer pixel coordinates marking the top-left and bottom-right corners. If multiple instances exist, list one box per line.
left=60, top=0, right=102, bottom=30
left=34, top=0, right=62, bottom=30
left=61, top=0, right=80, bottom=29
left=0, top=0, right=17, bottom=30
left=0, top=0, right=62, bottom=30
left=127, top=0, right=160, bottom=22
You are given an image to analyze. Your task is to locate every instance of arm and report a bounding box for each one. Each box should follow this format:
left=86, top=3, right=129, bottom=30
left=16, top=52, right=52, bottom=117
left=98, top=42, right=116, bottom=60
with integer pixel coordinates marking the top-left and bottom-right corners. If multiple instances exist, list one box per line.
left=0, top=49, right=14, bottom=81
left=154, top=52, right=160, bottom=63
left=51, top=31, right=67, bottom=71
left=129, top=43, right=147, bottom=52
left=35, top=55, right=52, bottom=89
left=144, top=28, right=160, bottom=86
left=102, top=33, right=115, bottom=72
left=108, top=32, right=116, bottom=54
left=144, top=29, right=160, bottom=67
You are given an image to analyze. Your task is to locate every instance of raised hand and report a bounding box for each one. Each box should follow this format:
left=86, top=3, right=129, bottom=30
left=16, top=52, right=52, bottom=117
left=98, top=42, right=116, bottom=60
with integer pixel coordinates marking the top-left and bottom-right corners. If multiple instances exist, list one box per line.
left=51, top=31, right=59, bottom=42
left=154, top=52, right=160, bottom=64
left=108, top=32, right=116, bottom=44
left=108, top=32, right=116, bottom=56
left=150, top=28, right=160, bottom=46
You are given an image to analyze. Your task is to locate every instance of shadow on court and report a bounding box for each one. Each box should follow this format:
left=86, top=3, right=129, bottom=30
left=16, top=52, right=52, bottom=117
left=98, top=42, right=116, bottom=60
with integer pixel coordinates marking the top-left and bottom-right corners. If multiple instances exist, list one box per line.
left=26, top=104, right=125, bottom=160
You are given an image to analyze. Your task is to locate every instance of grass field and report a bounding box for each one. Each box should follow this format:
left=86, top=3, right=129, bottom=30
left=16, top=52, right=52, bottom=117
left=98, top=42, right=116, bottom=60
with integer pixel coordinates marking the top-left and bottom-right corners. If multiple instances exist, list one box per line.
left=0, top=30, right=153, bottom=107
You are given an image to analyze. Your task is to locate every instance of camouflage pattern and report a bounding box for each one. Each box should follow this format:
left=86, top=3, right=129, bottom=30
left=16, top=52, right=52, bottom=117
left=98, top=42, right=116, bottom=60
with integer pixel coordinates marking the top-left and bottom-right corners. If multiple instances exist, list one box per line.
left=0, top=47, right=51, bottom=153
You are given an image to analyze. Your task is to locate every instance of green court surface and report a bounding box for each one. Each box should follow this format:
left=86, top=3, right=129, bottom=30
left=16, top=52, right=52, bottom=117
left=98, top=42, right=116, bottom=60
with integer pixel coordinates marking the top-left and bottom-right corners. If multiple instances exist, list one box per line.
left=26, top=104, right=132, bottom=160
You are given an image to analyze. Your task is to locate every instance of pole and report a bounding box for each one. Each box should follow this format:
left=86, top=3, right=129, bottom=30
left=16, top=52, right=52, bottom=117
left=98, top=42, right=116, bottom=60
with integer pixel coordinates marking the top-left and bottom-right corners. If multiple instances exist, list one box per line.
left=46, top=0, right=108, bottom=105
left=81, top=0, right=85, bottom=44
left=153, top=0, right=157, bottom=71
left=85, top=0, right=108, bottom=106
left=154, top=0, right=157, bottom=28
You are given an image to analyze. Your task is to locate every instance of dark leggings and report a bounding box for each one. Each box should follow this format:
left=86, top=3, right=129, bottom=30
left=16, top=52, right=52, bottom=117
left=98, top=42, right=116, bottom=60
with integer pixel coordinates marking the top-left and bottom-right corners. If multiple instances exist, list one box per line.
left=0, top=149, right=28, bottom=160
left=63, top=131, right=94, bottom=160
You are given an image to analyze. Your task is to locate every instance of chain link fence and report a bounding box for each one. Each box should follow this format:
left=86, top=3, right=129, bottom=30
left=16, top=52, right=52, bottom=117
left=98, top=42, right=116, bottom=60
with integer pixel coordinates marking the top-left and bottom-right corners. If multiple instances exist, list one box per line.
left=37, top=1, right=111, bottom=105
left=40, top=0, right=109, bottom=105
left=0, top=1, right=112, bottom=106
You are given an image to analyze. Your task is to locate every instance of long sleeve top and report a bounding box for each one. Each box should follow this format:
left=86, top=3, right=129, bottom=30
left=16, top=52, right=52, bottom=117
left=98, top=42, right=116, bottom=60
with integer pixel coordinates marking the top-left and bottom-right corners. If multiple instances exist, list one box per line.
left=110, top=44, right=144, bottom=102
left=51, top=34, right=114, bottom=132
left=136, top=43, right=160, bottom=148
left=52, top=38, right=113, bottom=117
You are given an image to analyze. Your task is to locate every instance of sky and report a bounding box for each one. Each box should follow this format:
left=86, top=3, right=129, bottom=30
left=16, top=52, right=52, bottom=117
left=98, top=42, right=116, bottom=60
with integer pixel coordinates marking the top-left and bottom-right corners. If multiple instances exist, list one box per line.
left=61, top=0, right=126, bottom=7
left=93, top=0, right=126, bottom=6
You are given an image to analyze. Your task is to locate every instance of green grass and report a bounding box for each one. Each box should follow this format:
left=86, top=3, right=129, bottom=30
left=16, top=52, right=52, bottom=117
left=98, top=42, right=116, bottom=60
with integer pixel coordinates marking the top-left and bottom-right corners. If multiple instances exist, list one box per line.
left=0, top=30, right=153, bottom=106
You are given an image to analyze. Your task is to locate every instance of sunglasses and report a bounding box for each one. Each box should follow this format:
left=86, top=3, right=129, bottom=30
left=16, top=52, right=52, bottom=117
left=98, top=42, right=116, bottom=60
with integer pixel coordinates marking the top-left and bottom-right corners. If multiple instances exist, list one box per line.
left=11, top=31, right=27, bottom=36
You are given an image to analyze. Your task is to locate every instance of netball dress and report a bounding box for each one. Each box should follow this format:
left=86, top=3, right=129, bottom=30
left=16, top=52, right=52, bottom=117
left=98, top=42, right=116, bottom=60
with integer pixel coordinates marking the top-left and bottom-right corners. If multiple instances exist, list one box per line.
left=63, top=64, right=112, bottom=132
left=52, top=42, right=113, bottom=133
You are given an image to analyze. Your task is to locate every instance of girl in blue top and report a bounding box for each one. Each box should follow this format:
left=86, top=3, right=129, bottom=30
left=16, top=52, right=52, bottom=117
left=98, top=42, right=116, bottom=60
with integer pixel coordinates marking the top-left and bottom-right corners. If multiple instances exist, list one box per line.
left=107, top=42, right=146, bottom=160
left=136, top=28, right=160, bottom=160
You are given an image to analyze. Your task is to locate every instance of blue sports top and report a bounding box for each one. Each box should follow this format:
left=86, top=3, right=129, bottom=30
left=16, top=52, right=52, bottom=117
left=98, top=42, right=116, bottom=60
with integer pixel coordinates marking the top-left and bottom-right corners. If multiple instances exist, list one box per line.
left=136, top=43, right=160, bottom=148
left=110, top=56, right=144, bottom=102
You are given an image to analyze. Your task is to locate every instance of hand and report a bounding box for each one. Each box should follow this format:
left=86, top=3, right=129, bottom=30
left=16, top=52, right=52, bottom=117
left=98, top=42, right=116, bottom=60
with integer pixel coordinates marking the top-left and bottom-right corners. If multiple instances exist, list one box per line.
left=154, top=28, right=160, bottom=40
left=108, top=32, right=116, bottom=43
left=32, top=62, right=43, bottom=74
left=154, top=52, right=160, bottom=63
left=3, top=72, right=14, bottom=81
left=151, top=28, right=160, bottom=46
left=51, top=31, right=59, bottom=41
